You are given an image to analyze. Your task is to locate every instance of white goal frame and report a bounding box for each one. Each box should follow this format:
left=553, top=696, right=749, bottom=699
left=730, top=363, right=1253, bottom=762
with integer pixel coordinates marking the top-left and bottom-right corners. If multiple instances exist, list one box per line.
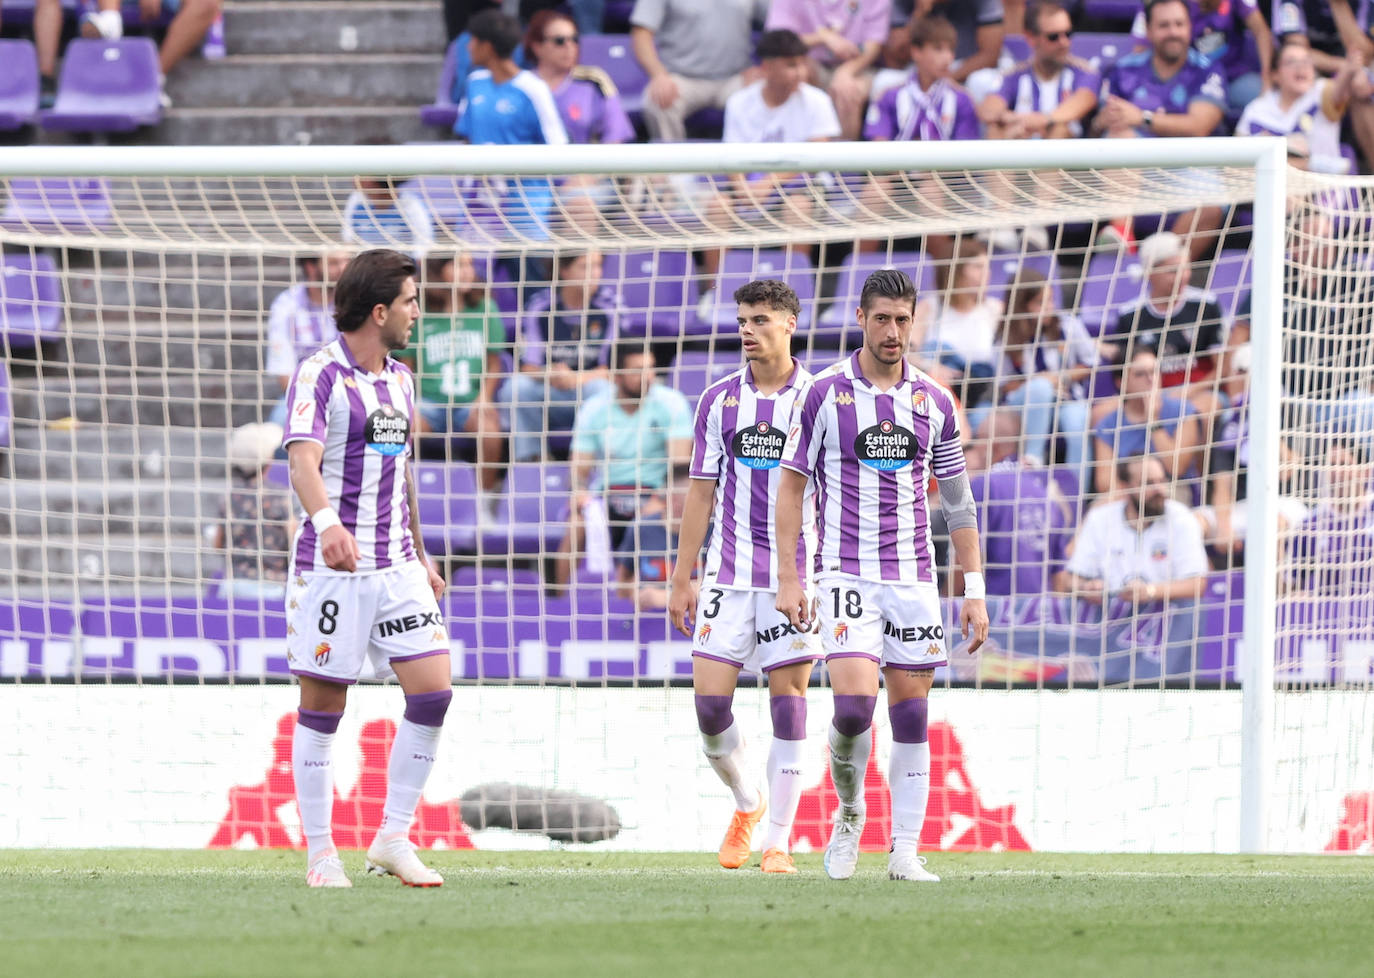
left=0, top=137, right=1289, bottom=852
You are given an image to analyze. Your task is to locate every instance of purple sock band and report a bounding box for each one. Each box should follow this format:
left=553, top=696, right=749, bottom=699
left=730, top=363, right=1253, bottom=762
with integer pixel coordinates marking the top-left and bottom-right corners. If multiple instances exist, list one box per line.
left=297, top=708, right=342, bottom=735
left=694, top=694, right=734, bottom=737
left=404, top=689, right=452, bottom=728
left=831, top=694, right=877, bottom=738
left=889, top=697, right=929, bottom=744
left=769, top=695, right=807, bottom=741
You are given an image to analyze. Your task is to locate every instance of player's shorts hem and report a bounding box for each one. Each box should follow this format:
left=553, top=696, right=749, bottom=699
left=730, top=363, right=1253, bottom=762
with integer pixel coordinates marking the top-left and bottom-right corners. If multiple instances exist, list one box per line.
left=289, top=668, right=358, bottom=685
left=761, top=654, right=820, bottom=673
left=887, top=660, right=946, bottom=671
left=691, top=651, right=742, bottom=668
left=825, top=651, right=881, bottom=663
left=389, top=648, right=448, bottom=664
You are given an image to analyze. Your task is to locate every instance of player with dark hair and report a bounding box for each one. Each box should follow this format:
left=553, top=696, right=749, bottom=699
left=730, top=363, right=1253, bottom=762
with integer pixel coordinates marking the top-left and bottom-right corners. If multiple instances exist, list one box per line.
left=776, top=267, right=989, bottom=882
left=669, top=279, right=818, bottom=875
left=283, top=248, right=452, bottom=889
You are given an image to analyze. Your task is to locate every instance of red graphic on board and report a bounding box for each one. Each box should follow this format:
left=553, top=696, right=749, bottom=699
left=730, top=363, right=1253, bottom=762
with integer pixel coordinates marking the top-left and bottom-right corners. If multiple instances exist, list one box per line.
left=791, top=721, right=1031, bottom=852
left=207, top=713, right=475, bottom=850
left=1324, top=791, right=1374, bottom=852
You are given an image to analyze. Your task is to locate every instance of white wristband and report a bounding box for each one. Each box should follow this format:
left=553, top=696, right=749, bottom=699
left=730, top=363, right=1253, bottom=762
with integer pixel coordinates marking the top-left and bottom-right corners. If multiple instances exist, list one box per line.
left=963, top=572, right=986, bottom=601
left=310, top=507, right=343, bottom=535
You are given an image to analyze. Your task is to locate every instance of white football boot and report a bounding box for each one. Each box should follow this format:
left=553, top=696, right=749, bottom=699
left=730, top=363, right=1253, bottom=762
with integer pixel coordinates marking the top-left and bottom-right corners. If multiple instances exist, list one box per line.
left=823, top=804, right=865, bottom=880
left=888, top=851, right=940, bottom=882
left=305, top=851, right=352, bottom=888
left=365, top=834, right=444, bottom=888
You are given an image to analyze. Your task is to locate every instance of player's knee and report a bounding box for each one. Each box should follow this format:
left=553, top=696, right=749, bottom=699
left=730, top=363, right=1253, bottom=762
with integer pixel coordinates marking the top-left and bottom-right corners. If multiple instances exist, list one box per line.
left=694, top=693, right=734, bottom=738
left=888, top=697, right=929, bottom=744
left=403, top=688, right=452, bottom=728
left=831, top=694, right=877, bottom=738
left=769, top=694, right=806, bottom=741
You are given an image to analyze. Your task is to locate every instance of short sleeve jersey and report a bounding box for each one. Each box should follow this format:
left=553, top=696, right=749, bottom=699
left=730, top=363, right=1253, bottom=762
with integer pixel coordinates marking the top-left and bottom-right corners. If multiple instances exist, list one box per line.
left=996, top=58, right=1101, bottom=136
left=265, top=284, right=338, bottom=379
left=1236, top=79, right=1343, bottom=162
left=553, top=67, right=635, bottom=144
left=572, top=383, right=694, bottom=489
left=404, top=298, right=505, bottom=405
left=281, top=340, right=418, bottom=575
left=457, top=69, right=569, bottom=145
left=864, top=74, right=981, bottom=141
left=1105, top=48, right=1227, bottom=135
left=723, top=80, right=842, bottom=143
left=1109, top=285, right=1228, bottom=388
left=780, top=353, right=968, bottom=586
left=690, top=360, right=814, bottom=592
left=1131, top=0, right=1261, bottom=80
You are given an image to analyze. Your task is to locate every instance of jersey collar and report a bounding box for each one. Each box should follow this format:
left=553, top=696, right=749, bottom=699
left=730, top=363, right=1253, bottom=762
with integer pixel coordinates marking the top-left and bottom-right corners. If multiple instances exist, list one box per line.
left=848, top=349, right=912, bottom=390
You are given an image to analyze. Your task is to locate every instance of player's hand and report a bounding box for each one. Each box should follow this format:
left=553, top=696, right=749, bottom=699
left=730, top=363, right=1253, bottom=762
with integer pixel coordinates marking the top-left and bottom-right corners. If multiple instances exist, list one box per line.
left=668, top=577, right=698, bottom=638
left=820, top=28, right=861, bottom=63
left=320, top=525, right=360, bottom=572
left=424, top=555, right=446, bottom=601
left=775, top=580, right=811, bottom=632
left=960, top=597, right=988, bottom=654
left=1074, top=579, right=1105, bottom=605
left=647, top=73, right=680, bottom=110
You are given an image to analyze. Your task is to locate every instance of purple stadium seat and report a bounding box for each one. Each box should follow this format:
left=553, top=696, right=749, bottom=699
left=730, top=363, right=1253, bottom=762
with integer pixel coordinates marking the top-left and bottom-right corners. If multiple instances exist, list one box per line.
left=493, top=463, right=572, bottom=554
left=670, top=349, right=737, bottom=401
left=0, top=358, right=11, bottom=450
left=452, top=566, right=542, bottom=591
left=988, top=248, right=1064, bottom=306
left=41, top=38, right=162, bottom=132
left=1, top=177, right=112, bottom=233
left=816, top=250, right=931, bottom=346
left=420, top=37, right=461, bottom=129
left=1199, top=249, right=1252, bottom=320
left=579, top=34, right=647, bottom=114
left=415, top=463, right=479, bottom=554
left=702, top=250, right=816, bottom=334
left=1076, top=250, right=1143, bottom=336
left=604, top=250, right=698, bottom=337
left=0, top=40, right=40, bottom=131
left=401, top=174, right=504, bottom=235
left=0, top=253, right=63, bottom=350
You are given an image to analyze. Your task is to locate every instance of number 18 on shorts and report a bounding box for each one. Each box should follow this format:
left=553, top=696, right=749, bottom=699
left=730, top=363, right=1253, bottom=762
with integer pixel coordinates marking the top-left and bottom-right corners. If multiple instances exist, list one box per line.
left=818, top=576, right=948, bottom=668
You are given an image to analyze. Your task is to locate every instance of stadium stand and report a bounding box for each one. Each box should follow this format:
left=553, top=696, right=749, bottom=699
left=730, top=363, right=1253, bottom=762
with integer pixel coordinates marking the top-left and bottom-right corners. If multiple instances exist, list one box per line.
left=0, top=38, right=40, bottom=131
left=40, top=37, right=162, bottom=132
left=0, top=252, right=62, bottom=349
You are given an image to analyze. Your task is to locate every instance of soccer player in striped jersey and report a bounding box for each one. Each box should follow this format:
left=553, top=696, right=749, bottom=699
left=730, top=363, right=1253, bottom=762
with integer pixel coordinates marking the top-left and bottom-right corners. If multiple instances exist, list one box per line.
left=776, top=268, right=989, bottom=882
left=282, top=249, right=452, bottom=889
left=669, top=280, right=820, bottom=875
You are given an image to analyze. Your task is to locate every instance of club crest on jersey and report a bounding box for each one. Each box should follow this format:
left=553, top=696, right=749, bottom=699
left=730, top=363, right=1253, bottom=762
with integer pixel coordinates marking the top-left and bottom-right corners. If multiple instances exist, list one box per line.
left=364, top=404, right=409, bottom=456
left=314, top=641, right=331, bottom=666
left=855, top=419, right=918, bottom=471
left=731, top=420, right=786, bottom=470
left=912, top=390, right=928, bottom=416
left=833, top=622, right=848, bottom=645
left=835, top=392, right=855, bottom=406
left=697, top=624, right=712, bottom=644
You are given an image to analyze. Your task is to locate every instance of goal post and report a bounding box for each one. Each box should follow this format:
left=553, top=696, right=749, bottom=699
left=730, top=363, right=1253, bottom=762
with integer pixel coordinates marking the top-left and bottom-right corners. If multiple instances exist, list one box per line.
left=0, top=137, right=1319, bottom=853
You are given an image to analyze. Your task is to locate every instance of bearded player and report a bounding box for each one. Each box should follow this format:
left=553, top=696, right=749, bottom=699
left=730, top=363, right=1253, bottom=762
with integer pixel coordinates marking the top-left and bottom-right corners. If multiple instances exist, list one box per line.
left=669, top=279, right=819, bottom=875
left=776, top=268, right=989, bottom=882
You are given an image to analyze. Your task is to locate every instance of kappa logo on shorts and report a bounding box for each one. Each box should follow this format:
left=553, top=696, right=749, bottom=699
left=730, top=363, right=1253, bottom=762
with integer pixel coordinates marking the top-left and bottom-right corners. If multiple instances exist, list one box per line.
left=833, top=622, right=848, bottom=645
left=431, top=630, right=446, bottom=643
left=697, top=624, right=712, bottom=644
left=314, top=641, right=331, bottom=666
left=791, top=638, right=810, bottom=651
left=927, top=642, right=942, bottom=658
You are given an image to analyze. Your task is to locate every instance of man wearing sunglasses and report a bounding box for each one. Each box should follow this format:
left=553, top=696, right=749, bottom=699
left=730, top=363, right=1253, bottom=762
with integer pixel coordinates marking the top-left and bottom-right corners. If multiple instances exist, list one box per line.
left=980, top=1, right=1100, bottom=139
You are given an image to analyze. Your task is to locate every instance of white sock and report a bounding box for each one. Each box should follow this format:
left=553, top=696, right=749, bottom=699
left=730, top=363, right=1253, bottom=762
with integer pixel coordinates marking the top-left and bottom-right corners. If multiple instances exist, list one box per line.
left=889, top=741, right=931, bottom=855
left=377, top=719, right=443, bottom=839
left=828, top=724, right=872, bottom=811
left=702, top=720, right=759, bottom=811
left=292, top=723, right=336, bottom=861
left=760, top=736, right=806, bottom=852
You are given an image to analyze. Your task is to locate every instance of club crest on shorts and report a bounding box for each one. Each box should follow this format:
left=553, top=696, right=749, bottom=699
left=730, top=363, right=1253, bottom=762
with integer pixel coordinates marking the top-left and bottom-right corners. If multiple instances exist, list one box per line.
left=314, top=641, right=331, bottom=666
left=697, top=624, right=712, bottom=644
left=833, top=622, right=848, bottom=645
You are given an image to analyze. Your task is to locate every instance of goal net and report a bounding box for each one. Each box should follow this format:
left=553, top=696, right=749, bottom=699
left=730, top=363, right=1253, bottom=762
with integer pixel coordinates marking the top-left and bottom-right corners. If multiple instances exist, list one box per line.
left=0, top=141, right=1366, bottom=854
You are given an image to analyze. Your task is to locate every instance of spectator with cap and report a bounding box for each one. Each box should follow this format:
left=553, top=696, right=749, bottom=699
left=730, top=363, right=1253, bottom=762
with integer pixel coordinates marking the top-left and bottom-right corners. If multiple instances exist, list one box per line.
left=265, top=250, right=350, bottom=430
left=630, top=0, right=770, bottom=143
left=212, top=422, right=294, bottom=601
left=765, top=0, right=889, bottom=139
left=980, top=1, right=1099, bottom=139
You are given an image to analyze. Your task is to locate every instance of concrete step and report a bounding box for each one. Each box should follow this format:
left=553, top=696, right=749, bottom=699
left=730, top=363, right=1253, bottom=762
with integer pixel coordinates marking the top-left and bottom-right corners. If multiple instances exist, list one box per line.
left=0, top=477, right=215, bottom=539
left=167, top=53, right=442, bottom=110
left=5, top=424, right=230, bottom=482
left=61, top=326, right=266, bottom=375
left=7, top=375, right=263, bottom=428
left=223, top=1, right=445, bottom=56
left=150, top=105, right=433, bottom=145
left=65, top=269, right=278, bottom=318
left=0, top=531, right=216, bottom=587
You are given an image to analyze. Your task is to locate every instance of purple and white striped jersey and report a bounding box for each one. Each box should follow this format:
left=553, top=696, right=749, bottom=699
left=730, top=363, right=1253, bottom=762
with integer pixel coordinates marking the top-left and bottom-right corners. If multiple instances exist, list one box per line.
left=690, top=359, right=813, bottom=591
left=781, top=352, right=966, bottom=586
left=282, top=339, right=419, bottom=575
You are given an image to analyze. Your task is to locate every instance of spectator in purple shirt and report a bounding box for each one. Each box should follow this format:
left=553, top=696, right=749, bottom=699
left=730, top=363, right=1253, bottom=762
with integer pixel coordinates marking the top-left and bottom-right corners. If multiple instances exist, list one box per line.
left=766, top=0, right=889, bottom=139
left=525, top=10, right=635, bottom=145
left=1092, top=0, right=1228, bottom=262
left=981, top=1, right=1100, bottom=138
left=1287, top=439, right=1374, bottom=595
left=967, top=409, right=1076, bottom=597
left=1130, top=0, right=1275, bottom=111
left=497, top=250, right=615, bottom=462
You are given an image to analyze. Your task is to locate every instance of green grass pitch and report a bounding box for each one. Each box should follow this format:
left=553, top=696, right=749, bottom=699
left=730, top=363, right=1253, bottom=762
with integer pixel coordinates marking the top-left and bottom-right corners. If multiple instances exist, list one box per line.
left=2, top=850, right=1369, bottom=977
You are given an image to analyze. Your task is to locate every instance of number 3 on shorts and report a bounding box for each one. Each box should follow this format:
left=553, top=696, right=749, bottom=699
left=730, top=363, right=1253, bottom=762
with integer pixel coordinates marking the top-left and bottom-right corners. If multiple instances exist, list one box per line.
left=701, top=588, right=723, bottom=619
left=831, top=587, right=862, bottom=619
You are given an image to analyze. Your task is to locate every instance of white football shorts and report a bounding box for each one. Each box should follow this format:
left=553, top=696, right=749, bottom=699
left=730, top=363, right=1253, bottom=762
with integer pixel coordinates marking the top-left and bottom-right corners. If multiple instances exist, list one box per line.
left=816, top=574, right=948, bottom=669
left=690, top=581, right=820, bottom=674
left=285, top=560, right=448, bottom=684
